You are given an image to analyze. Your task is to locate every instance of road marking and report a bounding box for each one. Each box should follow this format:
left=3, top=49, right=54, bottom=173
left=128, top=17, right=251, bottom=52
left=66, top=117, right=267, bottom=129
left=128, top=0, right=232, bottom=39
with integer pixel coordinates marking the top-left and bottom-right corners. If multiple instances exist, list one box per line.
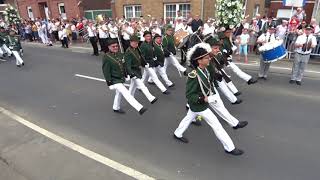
left=235, top=62, right=320, bottom=74
left=75, top=74, right=130, bottom=87
left=0, top=59, right=6, bottom=62
left=0, top=107, right=155, bottom=180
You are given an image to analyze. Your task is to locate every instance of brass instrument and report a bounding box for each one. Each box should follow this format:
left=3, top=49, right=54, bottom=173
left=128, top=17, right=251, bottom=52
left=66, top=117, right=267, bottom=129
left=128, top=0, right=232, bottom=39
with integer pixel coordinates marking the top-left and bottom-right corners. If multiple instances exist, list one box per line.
left=306, top=40, right=313, bottom=51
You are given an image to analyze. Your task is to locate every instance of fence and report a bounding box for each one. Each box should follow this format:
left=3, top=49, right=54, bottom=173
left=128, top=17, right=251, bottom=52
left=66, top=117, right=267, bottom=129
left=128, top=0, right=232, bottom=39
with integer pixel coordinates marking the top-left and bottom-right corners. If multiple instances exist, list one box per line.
left=283, top=33, right=320, bottom=59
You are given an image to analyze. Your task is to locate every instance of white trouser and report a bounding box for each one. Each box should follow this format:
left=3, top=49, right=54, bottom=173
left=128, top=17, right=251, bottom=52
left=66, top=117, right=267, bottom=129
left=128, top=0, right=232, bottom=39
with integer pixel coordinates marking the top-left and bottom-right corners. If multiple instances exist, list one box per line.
left=0, top=47, right=4, bottom=57
left=110, top=83, right=143, bottom=112
left=150, top=66, right=174, bottom=86
left=174, top=108, right=235, bottom=152
left=228, top=62, right=252, bottom=82
left=226, top=79, right=239, bottom=94
left=12, top=51, right=24, bottom=65
left=129, top=78, right=156, bottom=102
left=208, top=91, right=239, bottom=127
left=217, top=80, right=238, bottom=103
left=164, top=55, right=186, bottom=73
left=142, top=67, right=167, bottom=92
left=2, top=44, right=12, bottom=55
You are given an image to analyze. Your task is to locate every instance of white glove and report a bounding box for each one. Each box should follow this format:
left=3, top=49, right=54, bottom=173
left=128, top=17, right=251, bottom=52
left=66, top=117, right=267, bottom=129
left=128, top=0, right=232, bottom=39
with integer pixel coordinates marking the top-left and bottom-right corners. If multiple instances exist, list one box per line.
left=223, top=49, right=228, bottom=53
left=145, top=63, right=150, bottom=68
left=153, top=57, right=157, bottom=61
left=232, top=45, right=237, bottom=51
left=125, top=75, right=131, bottom=81
left=109, top=85, right=115, bottom=90
left=207, top=94, right=218, bottom=104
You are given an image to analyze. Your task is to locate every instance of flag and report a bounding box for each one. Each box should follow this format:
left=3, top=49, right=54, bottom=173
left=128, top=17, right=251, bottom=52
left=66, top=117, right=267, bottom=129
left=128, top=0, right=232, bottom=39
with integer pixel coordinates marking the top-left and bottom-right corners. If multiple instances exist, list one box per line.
left=283, top=0, right=306, bottom=7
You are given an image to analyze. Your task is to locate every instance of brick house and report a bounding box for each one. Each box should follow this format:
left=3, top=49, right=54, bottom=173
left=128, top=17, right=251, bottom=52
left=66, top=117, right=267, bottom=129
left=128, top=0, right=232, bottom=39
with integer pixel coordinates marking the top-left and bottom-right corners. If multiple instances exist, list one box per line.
left=15, top=0, right=111, bottom=21
left=112, top=0, right=269, bottom=22
left=112, top=0, right=216, bottom=21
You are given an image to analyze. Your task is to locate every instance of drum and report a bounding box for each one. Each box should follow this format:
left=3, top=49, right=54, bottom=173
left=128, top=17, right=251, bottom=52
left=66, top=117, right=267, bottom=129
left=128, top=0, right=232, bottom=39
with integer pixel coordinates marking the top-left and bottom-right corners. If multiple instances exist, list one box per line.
left=174, top=30, right=189, bottom=48
left=259, top=40, right=287, bottom=62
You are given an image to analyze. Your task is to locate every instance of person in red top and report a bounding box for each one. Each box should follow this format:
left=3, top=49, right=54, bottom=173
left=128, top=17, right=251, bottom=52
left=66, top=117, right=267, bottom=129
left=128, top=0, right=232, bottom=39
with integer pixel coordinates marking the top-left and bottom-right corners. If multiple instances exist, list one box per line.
left=289, top=15, right=299, bottom=32
left=76, top=19, right=84, bottom=42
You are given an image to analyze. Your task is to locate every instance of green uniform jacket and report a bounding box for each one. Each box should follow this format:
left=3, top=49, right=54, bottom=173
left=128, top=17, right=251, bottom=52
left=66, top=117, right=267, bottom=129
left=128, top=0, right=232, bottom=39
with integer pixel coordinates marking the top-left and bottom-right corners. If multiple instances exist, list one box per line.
left=7, top=35, right=22, bottom=51
left=221, top=38, right=233, bottom=57
left=124, top=47, right=145, bottom=79
left=140, top=41, right=158, bottom=67
left=153, top=42, right=165, bottom=67
left=162, top=35, right=176, bottom=56
left=207, top=60, right=220, bottom=88
left=0, top=32, right=8, bottom=46
left=186, top=68, right=216, bottom=112
left=102, top=52, right=126, bottom=85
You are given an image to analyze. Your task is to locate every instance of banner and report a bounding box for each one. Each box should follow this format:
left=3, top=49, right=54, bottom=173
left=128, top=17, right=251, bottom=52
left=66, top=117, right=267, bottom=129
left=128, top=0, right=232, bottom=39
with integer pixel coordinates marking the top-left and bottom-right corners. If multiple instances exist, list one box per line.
left=283, top=0, right=306, bottom=7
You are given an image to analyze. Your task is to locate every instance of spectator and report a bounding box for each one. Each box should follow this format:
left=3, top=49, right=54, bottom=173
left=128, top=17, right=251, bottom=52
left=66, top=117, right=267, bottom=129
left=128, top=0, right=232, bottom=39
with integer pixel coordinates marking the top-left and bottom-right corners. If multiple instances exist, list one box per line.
left=310, top=18, right=320, bottom=35
left=190, top=15, right=203, bottom=32
left=276, top=20, right=288, bottom=40
left=238, top=28, right=250, bottom=63
left=249, top=19, right=259, bottom=52
left=294, top=7, right=306, bottom=22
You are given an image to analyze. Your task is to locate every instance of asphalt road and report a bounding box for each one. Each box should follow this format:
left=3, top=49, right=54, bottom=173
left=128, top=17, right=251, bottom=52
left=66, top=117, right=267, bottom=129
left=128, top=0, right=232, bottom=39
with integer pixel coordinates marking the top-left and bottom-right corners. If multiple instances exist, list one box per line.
left=0, top=44, right=320, bottom=180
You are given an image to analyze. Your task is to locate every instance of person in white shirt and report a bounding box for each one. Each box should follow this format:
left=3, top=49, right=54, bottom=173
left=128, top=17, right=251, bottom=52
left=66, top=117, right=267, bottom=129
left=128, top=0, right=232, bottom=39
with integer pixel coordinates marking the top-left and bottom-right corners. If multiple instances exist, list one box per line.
left=87, top=22, right=99, bottom=56
left=174, top=17, right=184, bottom=32
left=151, top=24, right=161, bottom=36
left=58, top=25, right=68, bottom=48
left=276, top=20, right=288, bottom=40
left=179, top=19, right=193, bottom=64
left=121, top=22, right=134, bottom=51
left=290, top=25, right=317, bottom=85
left=108, top=21, right=118, bottom=39
left=98, top=20, right=109, bottom=52
left=256, top=25, right=278, bottom=80
left=238, top=28, right=250, bottom=63
left=310, top=18, right=320, bottom=35
left=203, top=19, right=215, bottom=36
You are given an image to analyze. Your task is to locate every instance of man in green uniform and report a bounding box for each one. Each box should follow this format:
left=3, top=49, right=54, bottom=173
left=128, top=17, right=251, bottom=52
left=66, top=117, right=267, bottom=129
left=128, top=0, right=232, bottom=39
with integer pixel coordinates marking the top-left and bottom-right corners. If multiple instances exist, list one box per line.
left=162, top=25, right=187, bottom=76
left=140, top=31, right=169, bottom=94
left=125, top=34, right=157, bottom=104
left=102, top=38, right=147, bottom=115
left=152, top=33, right=174, bottom=87
left=220, top=27, right=257, bottom=87
left=173, top=42, right=244, bottom=156
left=0, top=27, right=12, bottom=57
left=7, top=30, right=24, bottom=67
left=205, top=35, right=242, bottom=105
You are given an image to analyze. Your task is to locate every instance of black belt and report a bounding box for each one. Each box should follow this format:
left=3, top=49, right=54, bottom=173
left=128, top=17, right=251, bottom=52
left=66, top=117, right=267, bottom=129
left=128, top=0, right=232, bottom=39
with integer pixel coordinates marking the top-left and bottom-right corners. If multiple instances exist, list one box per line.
left=297, top=52, right=310, bottom=56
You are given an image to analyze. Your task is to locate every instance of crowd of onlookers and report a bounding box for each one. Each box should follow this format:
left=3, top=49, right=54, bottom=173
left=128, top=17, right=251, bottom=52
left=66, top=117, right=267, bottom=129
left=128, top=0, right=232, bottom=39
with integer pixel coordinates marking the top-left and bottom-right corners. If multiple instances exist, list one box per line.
left=1, top=7, right=319, bottom=60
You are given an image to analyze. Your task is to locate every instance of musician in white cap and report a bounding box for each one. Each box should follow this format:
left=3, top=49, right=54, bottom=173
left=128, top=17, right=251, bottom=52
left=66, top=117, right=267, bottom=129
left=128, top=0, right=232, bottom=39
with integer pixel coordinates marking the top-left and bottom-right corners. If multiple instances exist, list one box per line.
left=102, top=38, right=147, bottom=115
left=290, top=24, right=317, bottom=85
left=256, top=24, right=278, bottom=80
left=173, top=42, right=244, bottom=156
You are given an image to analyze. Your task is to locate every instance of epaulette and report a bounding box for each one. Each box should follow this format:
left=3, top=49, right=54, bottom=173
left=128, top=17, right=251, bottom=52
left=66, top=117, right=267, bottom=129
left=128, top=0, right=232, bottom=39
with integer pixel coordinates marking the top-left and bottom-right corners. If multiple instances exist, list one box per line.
left=188, top=70, right=197, bottom=78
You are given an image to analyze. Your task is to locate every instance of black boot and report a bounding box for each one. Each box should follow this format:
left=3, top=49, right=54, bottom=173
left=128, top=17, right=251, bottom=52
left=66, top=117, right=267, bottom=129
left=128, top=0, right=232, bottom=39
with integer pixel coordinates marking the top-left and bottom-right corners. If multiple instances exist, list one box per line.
left=225, top=148, right=244, bottom=156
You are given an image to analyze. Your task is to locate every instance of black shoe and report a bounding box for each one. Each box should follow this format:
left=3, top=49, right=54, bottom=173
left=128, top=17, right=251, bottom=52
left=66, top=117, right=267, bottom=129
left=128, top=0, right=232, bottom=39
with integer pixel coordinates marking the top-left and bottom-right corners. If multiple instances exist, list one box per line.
left=185, top=105, right=189, bottom=110
left=234, top=92, right=242, bottom=96
left=163, top=90, right=170, bottom=95
left=225, top=148, right=244, bottom=156
left=151, top=98, right=158, bottom=104
left=296, top=81, right=302, bottom=86
left=191, top=120, right=202, bottom=126
left=231, top=99, right=242, bottom=105
left=22, top=62, right=25, bottom=66
left=139, top=107, right=147, bottom=115
left=173, top=134, right=189, bottom=143
left=183, top=71, right=188, bottom=76
left=148, top=81, right=155, bottom=85
left=262, top=77, right=267, bottom=80
left=247, top=78, right=257, bottom=85
left=233, top=121, right=248, bottom=129
left=113, top=109, right=125, bottom=114
left=168, top=83, right=175, bottom=88
left=289, top=80, right=295, bottom=84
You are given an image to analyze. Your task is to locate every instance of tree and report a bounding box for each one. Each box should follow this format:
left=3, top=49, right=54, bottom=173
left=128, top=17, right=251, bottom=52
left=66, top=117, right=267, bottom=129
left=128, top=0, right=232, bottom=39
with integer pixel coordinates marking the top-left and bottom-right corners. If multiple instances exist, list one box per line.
left=215, top=0, right=245, bottom=29
left=4, top=5, right=20, bottom=25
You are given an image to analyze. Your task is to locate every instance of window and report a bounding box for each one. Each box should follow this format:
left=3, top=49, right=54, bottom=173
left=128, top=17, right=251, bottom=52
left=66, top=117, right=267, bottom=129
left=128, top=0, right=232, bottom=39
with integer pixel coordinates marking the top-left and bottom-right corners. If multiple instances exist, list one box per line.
left=164, top=3, right=191, bottom=19
left=27, top=6, right=34, bottom=20
left=277, top=9, right=297, bottom=18
left=253, top=4, right=260, bottom=17
left=124, top=5, right=142, bottom=19
left=58, top=3, right=67, bottom=20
